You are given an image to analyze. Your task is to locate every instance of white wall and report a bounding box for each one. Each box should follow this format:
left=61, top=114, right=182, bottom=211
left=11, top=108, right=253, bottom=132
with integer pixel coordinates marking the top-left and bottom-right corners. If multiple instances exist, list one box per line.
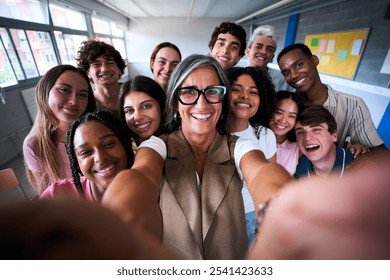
left=124, top=17, right=231, bottom=78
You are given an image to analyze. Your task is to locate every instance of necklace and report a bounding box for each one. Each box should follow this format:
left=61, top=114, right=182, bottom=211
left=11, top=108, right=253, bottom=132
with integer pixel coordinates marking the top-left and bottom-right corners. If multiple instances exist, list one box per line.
left=307, top=148, right=346, bottom=179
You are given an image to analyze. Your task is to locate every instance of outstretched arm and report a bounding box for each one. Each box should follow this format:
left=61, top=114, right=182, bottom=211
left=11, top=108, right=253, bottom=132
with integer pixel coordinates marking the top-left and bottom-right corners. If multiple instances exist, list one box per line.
left=102, top=146, right=164, bottom=240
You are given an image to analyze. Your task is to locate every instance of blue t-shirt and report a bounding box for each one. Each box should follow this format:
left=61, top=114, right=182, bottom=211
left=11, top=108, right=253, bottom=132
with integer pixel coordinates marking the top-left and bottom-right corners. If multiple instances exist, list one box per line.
left=294, top=147, right=354, bottom=178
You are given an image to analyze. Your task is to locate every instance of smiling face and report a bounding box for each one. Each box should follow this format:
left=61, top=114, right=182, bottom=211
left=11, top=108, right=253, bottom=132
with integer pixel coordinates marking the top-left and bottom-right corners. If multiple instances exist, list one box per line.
left=229, top=74, right=259, bottom=124
left=269, top=98, right=299, bottom=142
left=48, top=70, right=89, bottom=126
left=150, top=47, right=181, bottom=90
left=295, top=122, right=338, bottom=164
left=246, top=35, right=276, bottom=70
left=178, top=66, right=223, bottom=139
left=87, top=55, right=122, bottom=87
left=74, top=120, right=128, bottom=193
left=209, top=33, right=243, bottom=70
left=123, top=91, right=162, bottom=141
left=278, top=48, right=320, bottom=92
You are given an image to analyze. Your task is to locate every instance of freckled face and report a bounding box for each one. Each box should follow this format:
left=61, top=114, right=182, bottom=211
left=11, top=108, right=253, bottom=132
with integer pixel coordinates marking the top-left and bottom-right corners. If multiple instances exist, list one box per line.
left=74, top=121, right=128, bottom=192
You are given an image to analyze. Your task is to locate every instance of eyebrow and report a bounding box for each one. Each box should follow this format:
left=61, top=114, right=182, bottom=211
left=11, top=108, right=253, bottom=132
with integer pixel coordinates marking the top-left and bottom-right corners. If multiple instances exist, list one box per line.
left=75, top=133, right=116, bottom=150
left=232, top=83, right=258, bottom=90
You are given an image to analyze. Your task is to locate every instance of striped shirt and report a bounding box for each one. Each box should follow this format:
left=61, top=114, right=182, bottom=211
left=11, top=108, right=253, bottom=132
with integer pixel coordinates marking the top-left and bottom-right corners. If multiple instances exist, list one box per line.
left=323, top=85, right=383, bottom=148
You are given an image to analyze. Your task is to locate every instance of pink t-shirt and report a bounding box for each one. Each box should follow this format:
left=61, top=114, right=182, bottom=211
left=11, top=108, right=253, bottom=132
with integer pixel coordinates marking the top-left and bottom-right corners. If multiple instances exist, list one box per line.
left=40, top=176, right=94, bottom=201
left=276, top=139, right=300, bottom=175
left=23, top=136, right=72, bottom=180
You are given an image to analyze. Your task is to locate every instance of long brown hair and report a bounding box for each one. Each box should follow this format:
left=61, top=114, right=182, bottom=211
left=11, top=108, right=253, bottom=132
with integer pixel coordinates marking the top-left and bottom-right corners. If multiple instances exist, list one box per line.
left=25, top=65, right=95, bottom=192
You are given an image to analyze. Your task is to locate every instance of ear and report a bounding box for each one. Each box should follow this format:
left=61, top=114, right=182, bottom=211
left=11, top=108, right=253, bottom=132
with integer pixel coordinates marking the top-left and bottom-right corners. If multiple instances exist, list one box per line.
left=209, top=45, right=213, bottom=54
left=312, top=55, right=320, bottom=66
left=245, top=47, right=250, bottom=56
left=331, top=131, right=338, bottom=143
left=150, top=60, right=154, bottom=73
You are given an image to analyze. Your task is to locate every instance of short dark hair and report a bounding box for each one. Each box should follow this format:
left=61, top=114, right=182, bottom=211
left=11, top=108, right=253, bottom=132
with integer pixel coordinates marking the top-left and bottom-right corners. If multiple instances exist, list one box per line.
left=119, top=75, right=167, bottom=145
left=277, top=43, right=313, bottom=64
left=76, top=39, right=126, bottom=78
left=66, top=110, right=134, bottom=197
left=297, top=105, right=337, bottom=134
left=150, top=42, right=182, bottom=73
left=208, top=22, right=247, bottom=57
left=227, top=67, right=276, bottom=128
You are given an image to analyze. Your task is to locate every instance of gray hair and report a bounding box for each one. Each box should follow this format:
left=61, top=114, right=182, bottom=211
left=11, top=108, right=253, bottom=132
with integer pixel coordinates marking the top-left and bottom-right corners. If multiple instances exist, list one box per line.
left=247, top=25, right=279, bottom=48
left=163, top=54, right=230, bottom=134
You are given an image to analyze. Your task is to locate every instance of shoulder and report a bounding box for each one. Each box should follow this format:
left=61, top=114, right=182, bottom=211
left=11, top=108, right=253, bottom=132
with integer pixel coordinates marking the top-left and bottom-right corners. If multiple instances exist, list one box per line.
left=294, top=156, right=309, bottom=178
left=40, top=177, right=87, bottom=199
left=327, top=85, right=364, bottom=103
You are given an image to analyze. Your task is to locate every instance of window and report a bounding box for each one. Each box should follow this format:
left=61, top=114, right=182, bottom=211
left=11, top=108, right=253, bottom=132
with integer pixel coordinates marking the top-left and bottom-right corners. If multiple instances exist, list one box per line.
left=54, top=31, right=88, bottom=65
left=49, top=3, right=87, bottom=31
left=0, top=0, right=48, bottom=24
left=0, top=0, right=127, bottom=88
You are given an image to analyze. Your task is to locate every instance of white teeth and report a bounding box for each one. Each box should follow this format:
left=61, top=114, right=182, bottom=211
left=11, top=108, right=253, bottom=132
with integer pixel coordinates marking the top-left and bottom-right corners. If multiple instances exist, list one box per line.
left=276, top=124, right=287, bottom=129
left=192, top=113, right=211, bottom=120
left=96, top=164, right=115, bottom=174
left=136, top=122, right=150, bottom=129
left=305, top=144, right=319, bottom=149
left=236, top=102, right=250, bottom=108
left=219, top=56, right=228, bottom=62
left=295, top=78, right=305, bottom=85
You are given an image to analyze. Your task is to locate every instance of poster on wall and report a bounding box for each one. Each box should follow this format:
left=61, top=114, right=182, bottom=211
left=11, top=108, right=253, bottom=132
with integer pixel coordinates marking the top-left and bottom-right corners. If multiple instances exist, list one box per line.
left=304, top=28, right=370, bottom=79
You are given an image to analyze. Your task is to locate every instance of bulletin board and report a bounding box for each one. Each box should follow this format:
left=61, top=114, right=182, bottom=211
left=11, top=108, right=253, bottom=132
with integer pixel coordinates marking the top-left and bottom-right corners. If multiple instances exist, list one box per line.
left=304, top=29, right=370, bottom=79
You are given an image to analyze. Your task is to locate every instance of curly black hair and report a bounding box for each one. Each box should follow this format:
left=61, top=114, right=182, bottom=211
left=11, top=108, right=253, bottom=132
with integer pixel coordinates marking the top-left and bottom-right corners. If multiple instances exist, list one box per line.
left=226, top=67, right=276, bottom=128
left=65, top=110, right=134, bottom=196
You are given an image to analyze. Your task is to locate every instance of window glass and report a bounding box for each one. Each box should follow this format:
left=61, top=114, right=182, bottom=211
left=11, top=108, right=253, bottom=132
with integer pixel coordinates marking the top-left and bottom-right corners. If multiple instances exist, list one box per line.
left=0, top=0, right=48, bottom=24
left=0, top=36, right=18, bottom=87
left=95, top=36, right=112, bottom=45
left=25, top=30, right=58, bottom=75
left=112, top=38, right=127, bottom=59
left=9, top=29, right=39, bottom=79
left=111, top=22, right=124, bottom=37
left=49, top=3, right=87, bottom=31
left=92, top=17, right=111, bottom=35
left=54, top=31, right=88, bottom=65
left=0, top=28, right=24, bottom=82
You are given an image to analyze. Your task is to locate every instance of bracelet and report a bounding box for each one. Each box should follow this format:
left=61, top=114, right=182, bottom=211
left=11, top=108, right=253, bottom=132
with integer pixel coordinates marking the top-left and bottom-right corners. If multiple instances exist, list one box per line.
left=254, top=195, right=278, bottom=236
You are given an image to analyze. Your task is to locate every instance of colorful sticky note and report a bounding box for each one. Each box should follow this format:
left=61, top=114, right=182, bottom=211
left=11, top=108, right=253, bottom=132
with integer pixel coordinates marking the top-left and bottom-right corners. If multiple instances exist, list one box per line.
left=351, top=39, right=363, bottom=55
left=311, top=38, right=319, bottom=47
left=336, top=50, right=348, bottom=60
left=318, top=39, right=327, bottom=52
left=320, top=55, right=331, bottom=65
left=326, top=39, right=335, bottom=53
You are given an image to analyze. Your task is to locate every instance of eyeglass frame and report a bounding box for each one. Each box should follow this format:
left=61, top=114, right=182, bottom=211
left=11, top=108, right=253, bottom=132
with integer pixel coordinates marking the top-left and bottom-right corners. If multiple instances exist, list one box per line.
left=175, top=85, right=227, bottom=105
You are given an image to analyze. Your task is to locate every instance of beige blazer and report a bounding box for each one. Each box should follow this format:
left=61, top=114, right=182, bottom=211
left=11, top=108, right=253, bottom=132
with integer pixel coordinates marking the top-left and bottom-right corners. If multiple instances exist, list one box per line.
left=159, top=130, right=247, bottom=259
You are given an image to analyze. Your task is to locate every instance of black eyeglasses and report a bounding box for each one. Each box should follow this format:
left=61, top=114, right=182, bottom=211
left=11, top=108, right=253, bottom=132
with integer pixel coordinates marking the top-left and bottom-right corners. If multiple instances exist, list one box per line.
left=176, top=86, right=226, bottom=105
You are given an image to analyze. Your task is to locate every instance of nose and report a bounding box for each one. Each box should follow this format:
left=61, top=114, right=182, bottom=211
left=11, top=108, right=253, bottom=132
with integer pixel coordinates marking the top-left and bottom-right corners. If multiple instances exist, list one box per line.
left=133, top=109, right=143, bottom=121
left=239, top=89, right=250, bottom=99
left=290, top=68, right=299, bottom=80
left=68, top=92, right=78, bottom=105
left=195, top=93, right=209, bottom=108
left=94, top=148, right=107, bottom=164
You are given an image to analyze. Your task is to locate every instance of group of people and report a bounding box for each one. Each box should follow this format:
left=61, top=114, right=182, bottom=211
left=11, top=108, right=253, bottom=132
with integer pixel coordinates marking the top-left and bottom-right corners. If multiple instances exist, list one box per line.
left=11, top=21, right=389, bottom=260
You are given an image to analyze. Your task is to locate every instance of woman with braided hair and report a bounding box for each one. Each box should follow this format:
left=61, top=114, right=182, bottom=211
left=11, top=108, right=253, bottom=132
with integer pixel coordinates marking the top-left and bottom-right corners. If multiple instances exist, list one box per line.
left=40, top=110, right=134, bottom=202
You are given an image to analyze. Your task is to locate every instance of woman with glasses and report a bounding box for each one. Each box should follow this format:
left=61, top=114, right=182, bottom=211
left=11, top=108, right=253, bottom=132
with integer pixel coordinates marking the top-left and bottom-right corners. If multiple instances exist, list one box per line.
left=102, top=54, right=291, bottom=260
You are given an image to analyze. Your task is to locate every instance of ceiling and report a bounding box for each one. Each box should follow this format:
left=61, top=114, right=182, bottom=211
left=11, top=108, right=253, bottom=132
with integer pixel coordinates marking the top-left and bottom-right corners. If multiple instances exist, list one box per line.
left=95, top=0, right=342, bottom=25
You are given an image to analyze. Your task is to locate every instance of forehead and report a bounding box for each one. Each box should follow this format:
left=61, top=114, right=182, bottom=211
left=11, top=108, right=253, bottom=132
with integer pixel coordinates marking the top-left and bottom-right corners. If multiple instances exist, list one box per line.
left=155, top=47, right=180, bottom=60
left=124, top=91, right=156, bottom=104
left=233, top=74, right=256, bottom=86
left=74, top=120, right=113, bottom=141
left=216, top=33, right=241, bottom=46
left=295, top=122, right=328, bottom=129
left=54, top=71, right=87, bottom=86
left=181, top=66, right=220, bottom=86
left=253, top=35, right=276, bottom=47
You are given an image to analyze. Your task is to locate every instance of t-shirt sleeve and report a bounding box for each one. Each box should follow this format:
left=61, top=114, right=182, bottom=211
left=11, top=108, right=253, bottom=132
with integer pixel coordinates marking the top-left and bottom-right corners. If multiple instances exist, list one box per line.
left=138, top=135, right=167, bottom=160
left=23, top=136, right=42, bottom=173
left=234, top=137, right=262, bottom=180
